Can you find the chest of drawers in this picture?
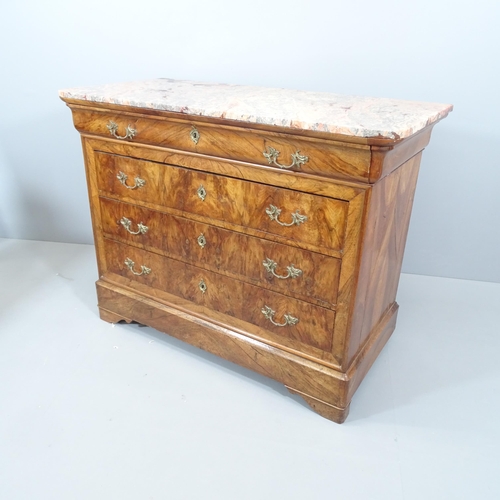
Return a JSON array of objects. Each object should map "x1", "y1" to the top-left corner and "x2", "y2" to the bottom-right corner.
[{"x1": 60, "y1": 80, "x2": 452, "y2": 423}]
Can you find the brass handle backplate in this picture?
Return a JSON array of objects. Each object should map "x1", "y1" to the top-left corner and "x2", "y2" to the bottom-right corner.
[
  {"x1": 119, "y1": 217, "x2": 148, "y2": 235},
  {"x1": 107, "y1": 120, "x2": 137, "y2": 140},
  {"x1": 116, "y1": 171, "x2": 146, "y2": 190},
  {"x1": 263, "y1": 257, "x2": 302, "y2": 280},
  {"x1": 124, "y1": 257, "x2": 151, "y2": 276},
  {"x1": 261, "y1": 305, "x2": 298, "y2": 327},
  {"x1": 265, "y1": 204, "x2": 307, "y2": 227},
  {"x1": 263, "y1": 146, "x2": 308, "y2": 170}
]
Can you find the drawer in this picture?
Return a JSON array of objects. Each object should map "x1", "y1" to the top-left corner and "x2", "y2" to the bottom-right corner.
[
  {"x1": 103, "y1": 239, "x2": 335, "y2": 352},
  {"x1": 99, "y1": 197, "x2": 341, "y2": 308},
  {"x1": 72, "y1": 107, "x2": 371, "y2": 181},
  {"x1": 96, "y1": 152, "x2": 348, "y2": 252}
]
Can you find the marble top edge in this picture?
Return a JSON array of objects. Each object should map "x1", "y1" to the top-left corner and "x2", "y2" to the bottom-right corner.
[{"x1": 59, "y1": 78, "x2": 453, "y2": 140}]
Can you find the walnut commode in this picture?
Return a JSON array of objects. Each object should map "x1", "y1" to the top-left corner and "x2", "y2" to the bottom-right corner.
[{"x1": 60, "y1": 80, "x2": 452, "y2": 423}]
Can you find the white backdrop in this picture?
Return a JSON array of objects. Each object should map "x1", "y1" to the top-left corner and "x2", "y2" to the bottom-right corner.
[{"x1": 0, "y1": 0, "x2": 498, "y2": 282}]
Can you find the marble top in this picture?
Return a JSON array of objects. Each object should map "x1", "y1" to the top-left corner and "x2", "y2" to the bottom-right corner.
[{"x1": 59, "y1": 79, "x2": 453, "y2": 140}]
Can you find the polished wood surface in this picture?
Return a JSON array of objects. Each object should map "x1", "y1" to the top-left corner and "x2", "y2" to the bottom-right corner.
[
  {"x1": 369, "y1": 127, "x2": 432, "y2": 183},
  {"x1": 100, "y1": 266, "x2": 340, "y2": 363},
  {"x1": 87, "y1": 138, "x2": 363, "y2": 201},
  {"x1": 96, "y1": 152, "x2": 348, "y2": 252},
  {"x1": 96, "y1": 280, "x2": 348, "y2": 407},
  {"x1": 347, "y1": 153, "x2": 422, "y2": 365},
  {"x1": 64, "y1": 98, "x2": 436, "y2": 147},
  {"x1": 71, "y1": 105, "x2": 372, "y2": 181},
  {"x1": 99, "y1": 197, "x2": 341, "y2": 308},
  {"x1": 103, "y1": 238, "x2": 336, "y2": 351},
  {"x1": 63, "y1": 92, "x2": 449, "y2": 423}
]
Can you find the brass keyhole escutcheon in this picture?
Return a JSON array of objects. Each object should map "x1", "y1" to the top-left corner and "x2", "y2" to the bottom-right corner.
[
  {"x1": 197, "y1": 185, "x2": 207, "y2": 201},
  {"x1": 190, "y1": 126, "x2": 200, "y2": 145},
  {"x1": 199, "y1": 279, "x2": 207, "y2": 294},
  {"x1": 197, "y1": 233, "x2": 206, "y2": 249}
]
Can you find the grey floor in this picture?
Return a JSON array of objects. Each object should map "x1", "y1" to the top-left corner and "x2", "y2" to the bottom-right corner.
[{"x1": 1, "y1": 237, "x2": 499, "y2": 500}]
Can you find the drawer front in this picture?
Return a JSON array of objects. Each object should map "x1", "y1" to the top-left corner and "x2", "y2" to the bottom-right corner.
[
  {"x1": 103, "y1": 239, "x2": 334, "y2": 352},
  {"x1": 73, "y1": 107, "x2": 371, "y2": 181},
  {"x1": 96, "y1": 152, "x2": 348, "y2": 252},
  {"x1": 99, "y1": 197, "x2": 341, "y2": 308}
]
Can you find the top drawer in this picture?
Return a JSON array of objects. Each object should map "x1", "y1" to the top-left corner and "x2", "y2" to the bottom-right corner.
[
  {"x1": 71, "y1": 107, "x2": 371, "y2": 182},
  {"x1": 95, "y1": 152, "x2": 348, "y2": 252}
]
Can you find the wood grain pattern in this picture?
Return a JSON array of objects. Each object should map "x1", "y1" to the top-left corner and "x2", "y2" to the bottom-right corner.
[
  {"x1": 81, "y1": 137, "x2": 107, "y2": 277},
  {"x1": 87, "y1": 137, "x2": 364, "y2": 201},
  {"x1": 346, "y1": 302, "x2": 398, "y2": 403},
  {"x1": 63, "y1": 98, "x2": 434, "y2": 147},
  {"x1": 103, "y1": 238, "x2": 336, "y2": 352},
  {"x1": 96, "y1": 152, "x2": 348, "y2": 252},
  {"x1": 285, "y1": 387, "x2": 350, "y2": 423},
  {"x1": 100, "y1": 268, "x2": 339, "y2": 365},
  {"x1": 96, "y1": 279, "x2": 349, "y2": 410},
  {"x1": 99, "y1": 196, "x2": 341, "y2": 308},
  {"x1": 70, "y1": 105, "x2": 372, "y2": 181},
  {"x1": 369, "y1": 126, "x2": 433, "y2": 182},
  {"x1": 99, "y1": 307, "x2": 133, "y2": 324},
  {"x1": 330, "y1": 191, "x2": 367, "y2": 367},
  {"x1": 96, "y1": 277, "x2": 400, "y2": 421},
  {"x1": 63, "y1": 89, "x2": 449, "y2": 423},
  {"x1": 346, "y1": 153, "x2": 422, "y2": 365}
]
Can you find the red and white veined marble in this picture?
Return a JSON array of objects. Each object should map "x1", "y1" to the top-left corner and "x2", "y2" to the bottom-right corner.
[{"x1": 59, "y1": 79, "x2": 453, "y2": 140}]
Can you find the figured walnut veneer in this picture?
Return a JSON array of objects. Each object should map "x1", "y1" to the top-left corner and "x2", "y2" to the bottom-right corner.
[{"x1": 61, "y1": 86, "x2": 450, "y2": 423}]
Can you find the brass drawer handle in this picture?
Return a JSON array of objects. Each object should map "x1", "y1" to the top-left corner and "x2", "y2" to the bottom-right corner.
[
  {"x1": 107, "y1": 120, "x2": 136, "y2": 140},
  {"x1": 124, "y1": 257, "x2": 151, "y2": 276},
  {"x1": 263, "y1": 146, "x2": 308, "y2": 170},
  {"x1": 263, "y1": 258, "x2": 302, "y2": 280},
  {"x1": 119, "y1": 217, "x2": 148, "y2": 235},
  {"x1": 265, "y1": 205, "x2": 307, "y2": 227},
  {"x1": 261, "y1": 305, "x2": 299, "y2": 327},
  {"x1": 116, "y1": 171, "x2": 146, "y2": 190}
]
